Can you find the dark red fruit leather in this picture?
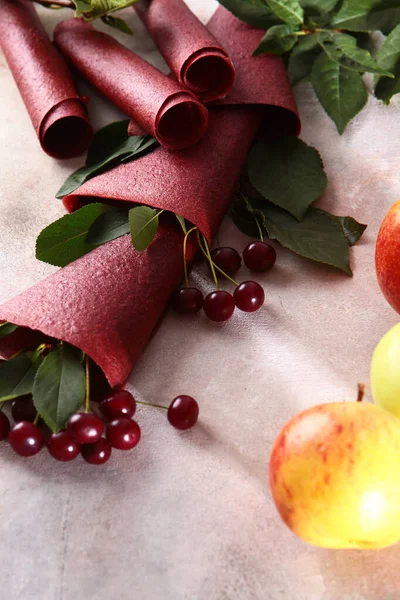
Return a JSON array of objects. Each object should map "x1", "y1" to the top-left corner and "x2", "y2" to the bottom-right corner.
[
  {"x1": 135, "y1": 0, "x2": 235, "y2": 102},
  {"x1": 53, "y1": 19, "x2": 209, "y2": 150},
  {"x1": 0, "y1": 0, "x2": 93, "y2": 158},
  {"x1": 0, "y1": 6, "x2": 300, "y2": 389}
]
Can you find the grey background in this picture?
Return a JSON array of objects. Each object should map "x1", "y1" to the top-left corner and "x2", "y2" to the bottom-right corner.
[{"x1": 1, "y1": 1, "x2": 400, "y2": 598}]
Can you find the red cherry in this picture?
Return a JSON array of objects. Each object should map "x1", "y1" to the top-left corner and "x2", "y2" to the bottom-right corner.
[
  {"x1": 100, "y1": 390, "x2": 136, "y2": 420},
  {"x1": 234, "y1": 281, "x2": 265, "y2": 312},
  {"x1": 106, "y1": 418, "x2": 141, "y2": 450},
  {"x1": 11, "y1": 395, "x2": 37, "y2": 423},
  {"x1": 67, "y1": 413, "x2": 104, "y2": 444},
  {"x1": 48, "y1": 430, "x2": 81, "y2": 462},
  {"x1": 203, "y1": 290, "x2": 235, "y2": 322},
  {"x1": 9, "y1": 421, "x2": 44, "y2": 457},
  {"x1": 210, "y1": 247, "x2": 241, "y2": 276},
  {"x1": 168, "y1": 396, "x2": 199, "y2": 430},
  {"x1": 0, "y1": 412, "x2": 10, "y2": 441},
  {"x1": 82, "y1": 439, "x2": 112, "y2": 465},
  {"x1": 243, "y1": 241, "x2": 276, "y2": 272},
  {"x1": 171, "y1": 288, "x2": 203, "y2": 314}
]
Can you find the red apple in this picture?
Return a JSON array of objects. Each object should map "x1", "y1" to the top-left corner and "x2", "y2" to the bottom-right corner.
[{"x1": 376, "y1": 200, "x2": 400, "y2": 314}]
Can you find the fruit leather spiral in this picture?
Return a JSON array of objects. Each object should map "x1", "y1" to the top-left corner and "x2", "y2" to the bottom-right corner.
[
  {"x1": 70, "y1": 6, "x2": 300, "y2": 242},
  {"x1": 135, "y1": 0, "x2": 235, "y2": 102},
  {"x1": 0, "y1": 7, "x2": 300, "y2": 389},
  {"x1": 0, "y1": 0, "x2": 93, "y2": 158},
  {"x1": 53, "y1": 19, "x2": 209, "y2": 150}
]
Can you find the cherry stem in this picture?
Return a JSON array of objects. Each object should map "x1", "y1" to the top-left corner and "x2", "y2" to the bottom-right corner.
[
  {"x1": 183, "y1": 227, "x2": 197, "y2": 287},
  {"x1": 136, "y1": 399, "x2": 168, "y2": 411},
  {"x1": 30, "y1": 0, "x2": 75, "y2": 8},
  {"x1": 9, "y1": 341, "x2": 51, "y2": 361},
  {"x1": 255, "y1": 217, "x2": 264, "y2": 242},
  {"x1": 238, "y1": 191, "x2": 264, "y2": 241},
  {"x1": 84, "y1": 355, "x2": 90, "y2": 413},
  {"x1": 33, "y1": 412, "x2": 40, "y2": 426},
  {"x1": 197, "y1": 232, "x2": 219, "y2": 290},
  {"x1": 210, "y1": 259, "x2": 239, "y2": 286},
  {"x1": 0, "y1": 402, "x2": 4, "y2": 413},
  {"x1": 357, "y1": 383, "x2": 366, "y2": 403},
  {"x1": 197, "y1": 233, "x2": 239, "y2": 286},
  {"x1": 35, "y1": 343, "x2": 48, "y2": 356},
  {"x1": 9, "y1": 348, "x2": 25, "y2": 360}
]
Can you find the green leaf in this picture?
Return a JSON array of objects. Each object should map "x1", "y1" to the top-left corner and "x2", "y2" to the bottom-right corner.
[
  {"x1": 86, "y1": 206, "x2": 130, "y2": 245},
  {"x1": 247, "y1": 137, "x2": 327, "y2": 221},
  {"x1": 0, "y1": 352, "x2": 42, "y2": 402},
  {"x1": 288, "y1": 33, "x2": 322, "y2": 85},
  {"x1": 231, "y1": 192, "x2": 366, "y2": 270},
  {"x1": 217, "y1": 0, "x2": 280, "y2": 28},
  {"x1": 120, "y1": 135, "x2": 156, "y2": 162},
  {"x1": 329, "y1": 215, "x2": 367, "y2": 245},
  {"x1": 86, "y1": 120, "x2": 130, "y2": 166},
  {"x1": 300, "y1": 0, "x2": 338, "y2": 13},
  {"x1": 57, "y1": 165, "x2": 97, "y2": 199},
  {"x1": 33, "y1": 345, "x2": 86, "y2": 433},
  {"x1": 230, "y1": 193, "x2": 267, "y2": 238},
  {"x1": 74, "y1": 0, "x2": 139, "y2": 21},
  {"x1": 331, "y1": 0, "x2": 400, "y2": 34},
  {"x1": 175, "y1": 215, "x2": 188, "y2": 234},
  {"x1": 375, "y1": 63, "x2": 400, "y2": 102},
  {"x1": 260, "y1": 203, "x2": 353, "y2": 275},
  {"x1": 311, "y1": 52, "x2": 368, "y2": 134},
  {"x1": 101, "y1": 14, "x2": 133, "y2": 34},
  {"x1": 0, "y1": 322, "x2": 18, "y2": 338},
  {"x1": 56, "y1": 126, "x2": 157, "y2": 198},
  {"x1": 375, "y1": 24, "x2": 400, "y2": 103},
  {"x1": 352, "y1": 31, "x2": 374, "y2": 52},
  {"x1": 318, "y1": 30, "x2": 394, "y2": 76},
  {"x1": 129, "y1": 206, "x2": 161, "y2": 251},
  {"x1": 266, "y1": 0, "x2": 304, "y2": 24},
  {"x1": 36, "y1": 203, "x2": 109, "y2": 267},
  {"x1": 253, "y1": 24, "x2": 297, "y2": 55},
  {"x1": 72, "y1": 0, "x2": 91, "y2": 16}
]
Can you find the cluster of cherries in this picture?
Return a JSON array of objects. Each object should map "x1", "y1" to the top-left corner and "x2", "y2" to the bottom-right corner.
[
  {"x1": 172, "y1": 239, "x2": 277, "y2": 322},
  {"x1": 0, "y1": 388, "x2": 199, "y2": 464},
  {"x1": 0, "y1": 237, "x2": 275, "y2": 462}
]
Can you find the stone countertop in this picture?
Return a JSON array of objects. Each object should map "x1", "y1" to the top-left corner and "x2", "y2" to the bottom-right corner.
[{"x1": 1, "y1": 2, "x2": 400, "y2": 599}]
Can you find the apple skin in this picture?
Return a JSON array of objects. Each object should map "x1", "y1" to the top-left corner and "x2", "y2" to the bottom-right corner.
[
  {"x1": 269, "y1": 402, "x2": 400, "y2": 549},
  {"x1": 371, "y1": 323, "x2": 400, "y2": 418},
  {"x1": 376, "y1": 200, "x2": 400, "y2": 314}
]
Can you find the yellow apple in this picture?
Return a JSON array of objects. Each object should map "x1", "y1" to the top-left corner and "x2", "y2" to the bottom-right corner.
[
  {"x1": 269, "y1": 402, "x2": 400, "y2": 549},
  {"x1": 371, "y1": 323, "x2": 400, "y2": 418}
]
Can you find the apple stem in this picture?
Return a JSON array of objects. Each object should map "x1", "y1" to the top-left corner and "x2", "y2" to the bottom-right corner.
[{"x1": 357, "y1": 383, "x2": 366, "y2": 403}]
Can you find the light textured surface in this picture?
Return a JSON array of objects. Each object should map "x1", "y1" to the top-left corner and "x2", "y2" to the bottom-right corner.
[{"x1": 1, "y1": 1, "x2": 400, "y2": 599}]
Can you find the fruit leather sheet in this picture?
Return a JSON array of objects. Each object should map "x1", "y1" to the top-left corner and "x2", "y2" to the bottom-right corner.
[
  {"x1": 0, "y1": 6, "x2": 300, "y2": 389},
  {"x1": 0, "y1": 0, "x2": 93, "y2": 159},
  {"x1": 53, "y1": 19, "x2": 209, "y2": 150},
  {"x1": 135, "y1": 0, "x2": 235, "y2": 102}
]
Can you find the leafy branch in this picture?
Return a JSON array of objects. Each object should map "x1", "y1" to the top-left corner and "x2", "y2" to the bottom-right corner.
[
  {"x1": 230, "y1": 135, "x2": 367, "y2": 275},
  {"x1": 29, "y1": 0, "x2": 138, "y2": 34},
  {"x1": 36, "y1": 120, "x2": 366, "y2": 275},
  {"x1": 219, "y1": 0, "x2": 400, "y2": 133}
]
